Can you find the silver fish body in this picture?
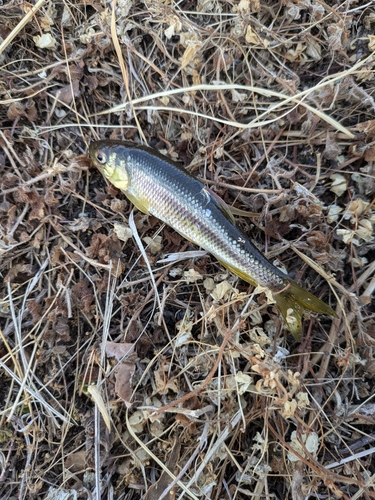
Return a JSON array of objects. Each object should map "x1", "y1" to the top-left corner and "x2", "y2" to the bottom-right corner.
[{"x1": 89, "y1": 140, "x2": 336, "y2": 338}]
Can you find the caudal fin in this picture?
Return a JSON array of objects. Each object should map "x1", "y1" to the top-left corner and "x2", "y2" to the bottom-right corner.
[{"x1": 273, "y1": 280, "x2": 336, "y2": 339}]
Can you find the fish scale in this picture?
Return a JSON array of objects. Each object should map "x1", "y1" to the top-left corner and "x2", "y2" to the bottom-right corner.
[
  {"x1": 89, "y1": 140, "x2": 336, "y2": 339},
  {"x1": 126, "y1": 148, "x2": 284, "y2": 288}
]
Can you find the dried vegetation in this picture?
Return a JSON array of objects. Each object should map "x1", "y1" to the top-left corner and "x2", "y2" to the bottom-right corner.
[{"x1": 1, "y1": 0, "x2": 375, "y2": 498}]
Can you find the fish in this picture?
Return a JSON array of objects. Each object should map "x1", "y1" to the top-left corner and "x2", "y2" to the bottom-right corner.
[{"x1": 89, "y1": 140, "x2": 336, "y2": 338}]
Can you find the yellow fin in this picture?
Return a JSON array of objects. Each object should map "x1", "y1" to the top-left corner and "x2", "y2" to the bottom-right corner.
[
  {"x1": 219, "y1": 261, "x2": 336, "y2": 339},
  {"x1": 273, "y1": 281, "x2": 336, "y2": 339},
  {"x1": 218, "y1": 260, "x2": 259, "y2": 288},
  {"x1": 126, "y1": 192, "x2": 150, "y2": 215}
]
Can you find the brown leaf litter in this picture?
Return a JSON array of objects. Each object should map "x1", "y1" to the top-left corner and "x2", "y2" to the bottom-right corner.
[{"x1": 1, "y1": 1, "x2": 375, "y2": 499}]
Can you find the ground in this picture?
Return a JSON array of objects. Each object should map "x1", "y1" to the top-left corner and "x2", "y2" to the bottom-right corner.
[{"x1": 1, "y1": 1, "x2": 375, "y2": 499}]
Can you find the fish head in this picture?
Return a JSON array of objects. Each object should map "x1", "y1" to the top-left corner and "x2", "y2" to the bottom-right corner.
[{"x1": 89, "y1": 140, "x2": 130, "y2": 191}]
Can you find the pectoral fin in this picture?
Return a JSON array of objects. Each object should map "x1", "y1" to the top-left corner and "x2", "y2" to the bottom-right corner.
[
  {"x1": 126, "y1": 192, "x2": 150, "y2": 215},
  {"x1": 204, "y1": 187, "x2": 236, "y2": 225}
]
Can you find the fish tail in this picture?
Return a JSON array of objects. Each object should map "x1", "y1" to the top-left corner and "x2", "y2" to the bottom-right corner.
[{"x1": 273, "y1": 280, "x2": 336, "y2": 339}]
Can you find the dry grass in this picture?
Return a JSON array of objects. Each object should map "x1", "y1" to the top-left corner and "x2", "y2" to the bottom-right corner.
[{"x1": 1, "y1": 0, "x2": 375, "y2": 499}]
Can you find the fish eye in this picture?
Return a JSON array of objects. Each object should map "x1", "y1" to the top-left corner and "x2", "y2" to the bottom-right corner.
[{"x1": 95, "y1": 151, "x2": 107, "y2": 164}]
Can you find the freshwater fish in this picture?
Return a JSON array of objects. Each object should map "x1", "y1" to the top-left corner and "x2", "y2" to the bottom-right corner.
[{"x1": 89, "y1": 140, "x2": 335, "y2": 338}]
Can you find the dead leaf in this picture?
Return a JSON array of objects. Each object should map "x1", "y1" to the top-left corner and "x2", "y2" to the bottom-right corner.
[
  {"x1": 365, "y1": 145, "x2": 375, "y2": 162},
  {"x1": 179, "y1": 32, "x2": 202, "y2": 69},
  {"x1": 343, "y1": 199, "x2": 369, "y2": 220},
  {"x1": 15, "y1": 189, "x2": 46, "y2": 221},
  {"x1": 154, "y1": 369, "x2": 179, "y2": 395},
  {"x1": 114, "y1": 362, "x2": 135, "y2": 407},
  {"x1": 356, "y1": 119, "x2": 375, "y2": 137},
  {"x1": 71, "y1": 281, "x2": 94, "y2": 312},
  {"x1": 34, "y1": 33, "x2": 57, "y2": 49},
  {"x1": 324, "y1": 133, "x2": 341, "y2": 160},
  {"x1": 64, "y1": 451, "x2": 86, "y2": 473},
  {"x1": 86, "y1": 233, "x2": 125, "y2": 276},
  {"x1": 4, "y1": 264, "x2": 33, "y2": 283},
  {"x1": 245, "y1": 25, "x2": 260, "y2": 45},
  {"x1": 368, "y1": 35, "x2": 375, "y2": 51},
  {"x1": 356, "y1": 219, "x2": 373, "y2": 241},
  {"x1": 114, "y1": 223, "x2": 132, "y2": 243},
  {"x1": 143, "y1": 235, "x2": 163, "y2": 254},
  {"x1": 105, "y1": 342, "x2": 134, "y2": 361},
  {"x1": 211, "y1": 281, "x2": 236, "y2": 301},
  {"x1": 67, "y1": 217, "x2": 91, "y2": 232},
  {"x1": 27, "y1": 299, "x2": 43, "y2": 323},
  {"x1": 7, "y1": 102, "x2": 26, "y2": 120},
  {"x1": 330, "y1": 174, "x2": 347, "y2": 197},
  {"x1": 105, "y1": 343, "x2": 136, "y2": 407},
  {"x1": 54, "y1": 80, "x2": 81, "y2": 105},
  {"x1": 183, "y1": 268, "x2": 203, "y2": 283},
  {"x1": 143, "y1": 440, "x2": 181, "y2": 500}
]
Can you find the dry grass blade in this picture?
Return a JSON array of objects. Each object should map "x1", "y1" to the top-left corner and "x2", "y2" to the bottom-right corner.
[
  {"x1": 128, "y1": 209, "x2": 163, "y2": 314},
  {"x1": 125, "y1": 409, "x2": 200, "y2": 500},
  {"x1": 94, "y1": 82, "x2": 355, "y2": 137},
  {"x1": 0, "y1": 0, "x2": 46, "y2": 56},
  {"x1": 86, "y1": 385, "x2": 111, "y2": 431}
]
